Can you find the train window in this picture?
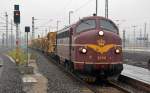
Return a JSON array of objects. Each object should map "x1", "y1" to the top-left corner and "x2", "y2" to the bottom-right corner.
[
  {"x1": 57, "y1": 30, "x2": 69, "y2": 39},
  {"x1": 99, "y1": 19, "x2": 118, "y2": 33},
  {"x1": 76, "y1": 19, "x2": 96, "y2": 33}
]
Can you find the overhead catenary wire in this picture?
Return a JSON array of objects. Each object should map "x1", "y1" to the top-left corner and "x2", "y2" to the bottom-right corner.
[
  {"x1": 0, "y1": 16, "x2": 6, "y2": 21},
  {"x1": 0, "y1": 22, "x2": 6, "y2": 24},
  {"x1": 0, "y1": 29, "x2": 14, "y2": 31},
  {"x1": 0, "y1": 13, "x2": 17, "y2": 47},
  {"x1": 74, "y1": 0, "x2": 93, "y2": 13},
  {"x1": 35, "y1": 0, "x2": 73, "y2": 30},
  {"x1": 57, "y1": 0, "x2": 94, "y2": 29},
  {"x1": 29, "y1": 0, "x2": 95, "y2": 33},
  {"x1": 0, "y1": 15, "x2": 16, "y2": 26},
  {"x1": 35, "y1": 0, "x2": 73, "y2": 31},
  {"x1": 61, "y1": 0, "x2": 74, "y2": 11},
  {"x1": 34, "y1": 0, "x2": 94, "y2": 31},
  {"x1": 37, "y1": 19, "x2": 53, "y2": 28}
]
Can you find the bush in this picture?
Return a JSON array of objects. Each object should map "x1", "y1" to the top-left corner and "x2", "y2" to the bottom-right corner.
[{"x1": 8, "y1": 49, "x2": 28, "y2": 65}]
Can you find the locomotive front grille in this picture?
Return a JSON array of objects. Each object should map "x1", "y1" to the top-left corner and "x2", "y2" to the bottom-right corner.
[{"x1": 84, "y1": 64, "x2": 93, "y2": 73}]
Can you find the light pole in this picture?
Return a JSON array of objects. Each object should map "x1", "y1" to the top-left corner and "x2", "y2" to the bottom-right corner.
[
  {"x1": 45, "y1": 28, "x2": 48, "y2": 36},
  {"x1": 32, "y1": 17, "x2": 38, "y2": 40},
  {"x1": 48, "y1": 19, "x2": 53, "y2": 32},
  {"x1": 105, "y1": 0, "x2": 108, "y2": 18},
  {"x1": 2, "y1": 33, "x2": 5, "y2": 47},
  {"x1": 56, "y1": 20, "x2": 60, "y2": 54},
  {"x1": 123, "y1": 29, "x2": 126, "y2": 48},
  {"x1": 96, "y1": 0, "x2": 98, "y2": 16},
  {"x1": 132, "y1": 25, "x2": 137, "y2": 48},
  {"x1": 69, "y1": 11, "x2": 73, "y2": 25},
  {"x1": 11, "y1": 19, "x2": 13, "y2": 48},
  {"x1": 114, "y1": 19, "x2": 126, "y2": 36},
  {"x1": 57, "y1": 20, "x2": 60, "y2": 31},
  {"x1": 5, "y1": 12, "x2": 8, "y2": 47}
]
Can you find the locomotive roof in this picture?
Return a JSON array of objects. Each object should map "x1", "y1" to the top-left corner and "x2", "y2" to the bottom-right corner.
[
  {"x1": 57, "y1": 16, "x2": 115, "y2": 33},
  {"x1": 82, "y1": 16, "x2": 114, "y2": 22}
]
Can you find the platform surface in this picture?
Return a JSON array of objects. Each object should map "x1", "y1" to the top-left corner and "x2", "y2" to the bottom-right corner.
[
  {"x1": 22, "y1": 75, "x2": 37, "y2": 83},
  {"x1": 123, "y1": 48, "x2": 150, "y2": 52},
  {"x1": 121, "y1": 64, "x2": 150, "y2": 84}
]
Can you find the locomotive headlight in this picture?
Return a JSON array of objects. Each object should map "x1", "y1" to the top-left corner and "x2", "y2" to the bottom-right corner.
[
  {"x1": 79, "y1": 47, "x2": 87, "y2": 54},
  {"x1": 99, "y1": 31, "x2": 104, "y2": 36},
  {"x1": 81, "y1": 48, "x2": 87, "y2": 54},
  {"x1": 116, "y1": 49, "x2": 120, "y2": 53},
  {"x1": 115, "y1": 48, "x2": 121, "y2": 54}
]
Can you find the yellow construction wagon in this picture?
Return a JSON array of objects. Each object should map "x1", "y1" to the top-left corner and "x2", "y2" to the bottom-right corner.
[{"x1": 47, "y1": 32, "x2": 57, "y2": 54}]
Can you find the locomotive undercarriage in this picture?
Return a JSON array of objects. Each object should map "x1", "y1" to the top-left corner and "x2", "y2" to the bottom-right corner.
[{"x1": 74, "y1": 64, "x2": 123, "y2": 81}]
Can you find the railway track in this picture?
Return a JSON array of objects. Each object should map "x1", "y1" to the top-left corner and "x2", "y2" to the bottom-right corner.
[
  {"x1": 108, "y1": 80, "x2": 132, "y2": 93},
  {"x1": 33, "y1": 49, "x2": 149, "y2": 93},
  {"x1": 118, "y1": 75, "x2": 150, "y2": 93},
  {"x1": 41, "y1": 53, "x2": 131, "y2": 93}
]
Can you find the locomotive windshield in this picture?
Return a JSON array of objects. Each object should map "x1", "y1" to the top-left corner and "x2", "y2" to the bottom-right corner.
[
  {"x1": 99, "y1": 19, "x2": 118, "y2": 33},
  {"x1": 76, "y1": 19, "x2": 96, "y2": 33}
]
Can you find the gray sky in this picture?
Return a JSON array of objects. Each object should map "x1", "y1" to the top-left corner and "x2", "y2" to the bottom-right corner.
[{"x1": 0, "y1": 0, "x2": 150, "y2": 38}]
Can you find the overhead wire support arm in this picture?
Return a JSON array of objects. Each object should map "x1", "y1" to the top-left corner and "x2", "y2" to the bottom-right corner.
[
  {"x1": 74, "y1": 0, "x2": 93, "y2": 13},
  {"x1": 0, "y1": 15, "x2": 16, "y2": 26}
]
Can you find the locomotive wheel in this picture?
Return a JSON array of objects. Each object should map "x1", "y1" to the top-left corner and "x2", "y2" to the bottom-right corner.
[{"x1": 82, "y1": 77, "x2": 96, "y2": 83}]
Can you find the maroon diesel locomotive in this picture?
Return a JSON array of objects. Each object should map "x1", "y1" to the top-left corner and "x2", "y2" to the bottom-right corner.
[{"x1": 56, "y1": 16, "x2": 123, "y2": 79}]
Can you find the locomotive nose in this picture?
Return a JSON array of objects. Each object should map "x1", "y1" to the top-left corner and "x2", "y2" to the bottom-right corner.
[{"x1": 75, "y1": 29, "x2": 122, "y2": 62}]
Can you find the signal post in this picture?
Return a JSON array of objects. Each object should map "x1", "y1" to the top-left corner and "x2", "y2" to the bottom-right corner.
[
  {"x1": 25, "y1": 26, "x2": 30, "y2": 67},
  {"x1": 14, "y1": 5, "x2": 20, "y2": 64}
]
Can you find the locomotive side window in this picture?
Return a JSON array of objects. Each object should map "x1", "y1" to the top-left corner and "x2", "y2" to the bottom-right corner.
[
  {"x1": 57, "y1": 30, "x2": 69, "y2": 39},
  {"x1": 99, "y1": 19, "x2": 118, "y2": 33},
  {"x1": 76, "y1": 19, "x2": 96, "y2": 33}
]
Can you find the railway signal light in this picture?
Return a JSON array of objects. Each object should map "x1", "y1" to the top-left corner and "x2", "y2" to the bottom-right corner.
[
  {"x1": 14, "y1": 5, "x2": 19, "y2": 11},
  {"x1": 14, "y1": 11, "x2": 20, "y2": 24},
  {"x1": 25, "y1": 26, "x2": 30, "y2": 32}
]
